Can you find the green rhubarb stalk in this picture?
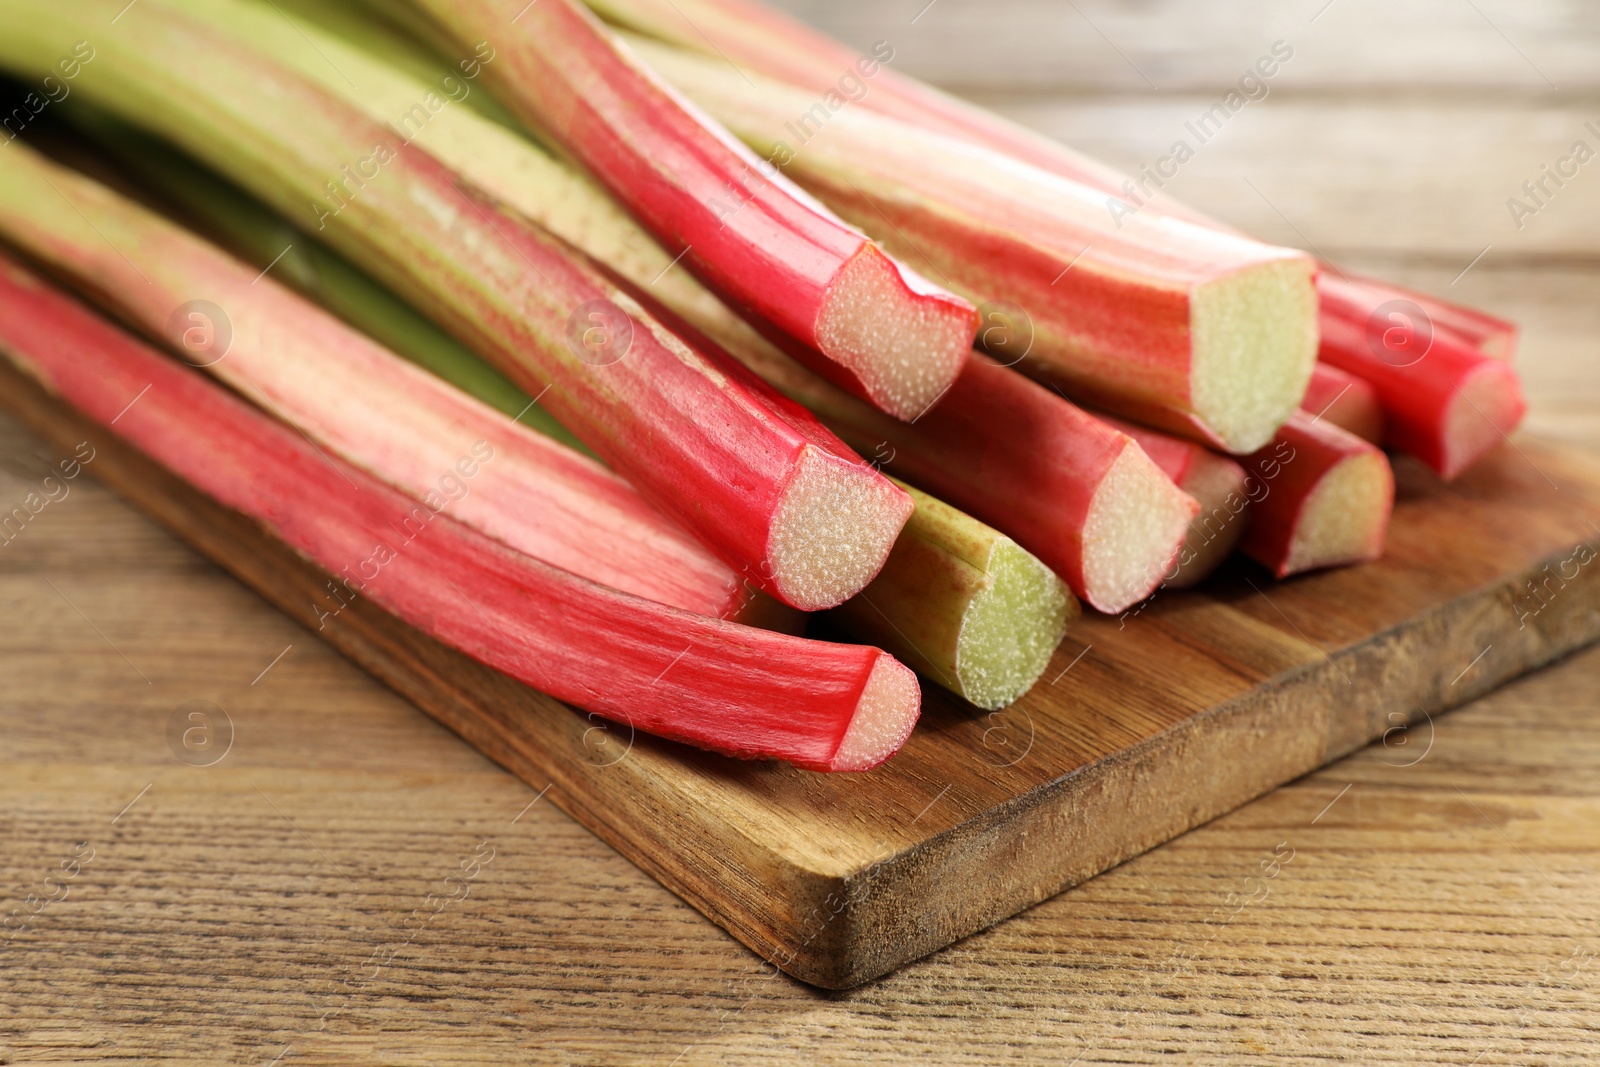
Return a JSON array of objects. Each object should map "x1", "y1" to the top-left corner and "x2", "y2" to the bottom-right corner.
[
  {"x1": 390, "y1": 0, "x2": 980, "y2": 423},
  {"x1": 153, "y1": 0, "x2": 795, "y2": 381},
  {"x1": 64, "y1": 107, "x2": 591, "y2": 457},
  {"x1": 833, "y1": 482, "x2": 1075, "y2": 710}
]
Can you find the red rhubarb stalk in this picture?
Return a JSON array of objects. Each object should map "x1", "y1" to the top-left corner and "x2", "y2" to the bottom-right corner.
[
  {"x1": 393, "y1": 0, "x2": 978, "y2": 422},
  {"x1": 587, "y1": 0, "x2": 1518, "y2": 372},
  {"x1": 0, "y1": 139, "x2": 796, "y2": 627},
  {"x1": 0, "y1": 0, "x2": 914, "y2": 611},
  {"x1": 1097, "y1": 416, "x2": 1250, "y2": 589},
  {"x1": 1318, "y1": 273, "x2": 1519, "y2": 362},
  {"x1": 0, "y1": 252, "x2": 919, "y2": 772},
  {"x1": 1302, "y1": 363, "x2": 1384, "y2": 445},
  {"x1": 128, "y1": 3, "x2": 1188, "y2": 604},
  {"x1": 1317, "y1": 296, "x2": 1527, "y2": 480},
  {"x1": 629, "y1": 39, "x2": 1319, "y2": 454},
  {"x1": 1238, "y1": 413, "x2": 1395, "y2": 578},
  {"x1": 736, "y1": 344, "x2": 1199, "y2": 614}
]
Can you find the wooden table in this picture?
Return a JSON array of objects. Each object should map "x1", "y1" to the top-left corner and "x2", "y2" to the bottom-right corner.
[{"x1": 3, "y1": 1, "x2": 1598, "y2": 1062}]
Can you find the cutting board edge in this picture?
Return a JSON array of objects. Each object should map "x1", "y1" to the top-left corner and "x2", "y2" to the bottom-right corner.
[{"x1": 790, "y1": 541, "x2": 1600, "y2": 987}]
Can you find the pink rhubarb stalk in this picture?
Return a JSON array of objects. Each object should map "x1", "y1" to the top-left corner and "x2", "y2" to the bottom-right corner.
[
  {"x1": 1317, "y1": 294, "x2": 1527, "y2": 480},
  {"x1": 1318, "y1": 273, "x2": 1519, "y2": 361},
  {"x1": 0, "y1": 140, "x2": 794, "y2": 627},
  {"x1": 0, "y1": 252, "x2": 919, "y2": 772},
  {"x1": 629, "y1": 39, "x2": 1318, "y2": 454},
  {"x1": 396, "y1": 0, "x2": 978, "y2": 421},
  {"x1": 1303, "y1": 363, "x2": 1384, "y2": 445},
  {"x1": 1097, "y1": 416, "x2": 1250, "y2": 589},
  {"x1": 0, "y1": 0, "x2": 913, "y2": 611},
  {"x1": 586, "y1": 0, "x2": 1519, "y2": 381},
  {"x1": 736, "y1": 343, "x2": 1198, "y2": 614},
  {"x1": 1238, "y1": 413, "x2": 1395, "y2": 579}
]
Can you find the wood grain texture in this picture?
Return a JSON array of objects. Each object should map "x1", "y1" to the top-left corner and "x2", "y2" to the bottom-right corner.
[
  {"x1": 768, "y1": 0, "x2": 1596, "y2": 95},
  {"x1": 3, "y1": 0, "x2": 1600, "y2": 1059}
]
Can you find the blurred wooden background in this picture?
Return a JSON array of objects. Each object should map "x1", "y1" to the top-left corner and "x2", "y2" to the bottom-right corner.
[{"x1": 3, "y1": 0, "x2": 1598, "y2": 1063}]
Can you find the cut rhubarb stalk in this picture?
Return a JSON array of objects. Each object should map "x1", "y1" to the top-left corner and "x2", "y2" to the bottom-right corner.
[
  {"x1": 0, "y1": 252, "x2": 919, "y2": 772},
  {"x1": 0, "y1": 0, "x2": 914, "y2": 611},
  {"x1": 1097, "y1": 416, "x2": 1250, "y2": 590},
  {"x1": 52, "y1": 3, "x2": 1175, "y2": 612},
  {"x1": 390, "y1": 0, "x2": 978, "y2": 421},
  {"x1": 0, "y1": 139, "x2": 805, "y2": 627},
  {"x1": 629, "y1": 40, "x2": 1318, "y2": 454},
  {"x1": 733, "y1": 345, "x2": 1198, "y2": 615},
  {"x1": 589, "y1": 0, "x2": 1518, "y2": 383},
  {"x1": 1318, "y1": 301, "x2": 1528, "y2": 481},
  {"x1": 121, "y1": 0, "x2": 1219, "y2": 615},
  {"x1": 1239, "y1": 413, "x2": 1395, "y2": 579},
  {"x1": 1303, "y1": 363, "x2": 1384, "y2": 445},
  {"x1": 832, "y1": 482, "x2": 1076, "y2": 709},
  {"x1": 76, "y1": 110, "x2": 1074, "y2": 689}
]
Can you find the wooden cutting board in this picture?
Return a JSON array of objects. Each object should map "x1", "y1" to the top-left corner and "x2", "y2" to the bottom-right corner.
[{"x1": 5, "y1": 355, "x2": 1599, "y2": 989}]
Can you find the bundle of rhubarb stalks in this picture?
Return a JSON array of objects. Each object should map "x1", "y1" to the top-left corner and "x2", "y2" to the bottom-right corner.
[{"x1": 0, "y1": 0, "x2": 1527, "y2": 771}]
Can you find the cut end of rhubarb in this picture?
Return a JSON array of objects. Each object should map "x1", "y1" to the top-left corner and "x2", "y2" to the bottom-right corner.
[
  {"x1": 1166, "y1": 451, "x2": 1251, "y2": 590},
  {"x1": 829, "y1": 653, "x2": 922, "y2": 772},
  {"x1": 1439, "y1": 359, "x2": 1528, "y2": 480},
  {"x1": 955, "y1": 539, "x2": 1075, "y2": 710},
  {"x1": 1280, "y1": 450, "x2": 1394, "y2": 577},
  {"x1": 815, "y1": 244, "x2": 976, "y2": 421},
  {"x1": 1081, "y1": 443, "x2": 1199, "y2": 614},
  {"x1": 1190, "y1": 257, "x2": 1319, "y2": 454},
  {"x1": 766, "y1": 444, "x2": 915, "y2": 610}
]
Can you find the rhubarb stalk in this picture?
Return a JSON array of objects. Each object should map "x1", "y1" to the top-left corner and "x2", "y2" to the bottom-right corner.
[
  {"x1": 0, "y1": 0, "x2": 915, "y2": 611},
  {"x1": 630, "y1": 38, "x2": 1319, "y2": 455},
  {"x1": 387, "y1": 0, "x2": 980, "y2": 421},
  {"x1": 1239, "y1": 413, "x2": 1395, "y2": 578},
  {"x1": 68, "y1": 112, "x2": 1079, "y2": 698},
  {"x1": 1318, "y1": 273, "x2": 1519, "y2": 362},
  {"x1": 731, "y1": 346, "x2": 1199, "y2": 615},
  {"x1": 0, "y1": 252, "x2": 921, "y2": 771},
  {"x1": 584, "y1": 0, "x2": 1519, "y2": 371},
  {"x1": 1302, "y1": 363, "x2": 1383, "y2": 445},
  {"x1": 0, "y1": 139, "x2": 803, "y2": 627},
  {"x1": 1317, "y1": 293, "x2": 1527, "y2": 480},
  {"x1": 832, "y1": 483, "x2": 1076, "y2": 709}
]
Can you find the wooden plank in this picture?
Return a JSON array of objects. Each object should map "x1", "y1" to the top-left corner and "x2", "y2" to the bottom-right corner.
[
  {"x1": 981, "y1": 98, "x2": 1600, "y2": 260},
  {"x1": 3, "y1": 337, "x2": 1598, "y2": 989},
  {"x1": 766, "y1": 0, "x2": 1596, "y2": 95}
]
